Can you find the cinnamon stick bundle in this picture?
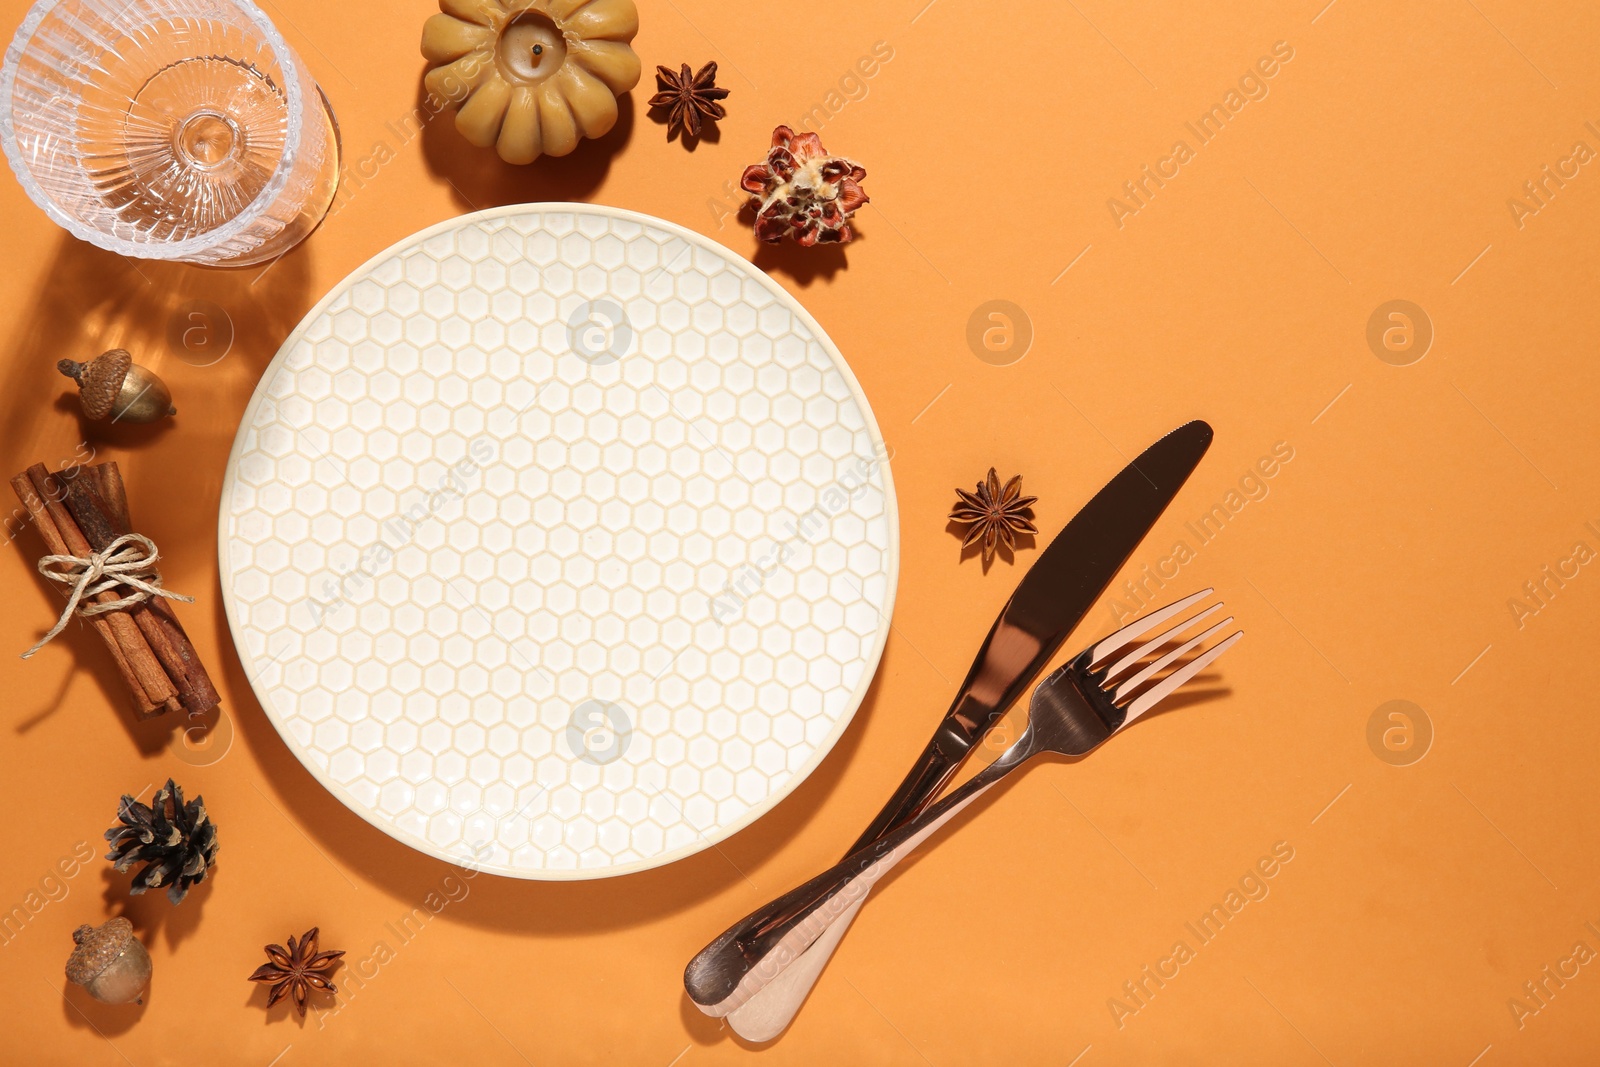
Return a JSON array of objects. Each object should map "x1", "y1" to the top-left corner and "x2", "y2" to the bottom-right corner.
[{"x1": 11, "y1": 461, "x2": 219, "y2": 719}]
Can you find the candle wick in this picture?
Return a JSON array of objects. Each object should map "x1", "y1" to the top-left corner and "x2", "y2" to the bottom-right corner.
[{"x1": 532, "y1": 44, "x2": 543, "y2": 55}]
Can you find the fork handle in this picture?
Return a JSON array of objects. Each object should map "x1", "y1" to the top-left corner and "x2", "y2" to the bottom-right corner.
[
  {"x1": 727, "y1": 895, "x2": 866, "y2": 1041},
  {"x1": 724, "y1": 779, "x2": 986, "y2": 1039},
  {"x1": 690, "y1": 757, "x2": 1019, "y2": 1016}
]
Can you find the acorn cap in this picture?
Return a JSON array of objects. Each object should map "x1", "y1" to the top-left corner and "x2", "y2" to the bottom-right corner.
[
  {"x1": 65, "y1": 918, "x2": 136, "y2": 985},
  {"x1": 58, "y1": 349, "x2": 132, "y2": 420}
]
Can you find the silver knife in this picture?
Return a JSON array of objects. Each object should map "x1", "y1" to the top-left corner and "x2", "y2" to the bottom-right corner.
[{"x1": 683, "y1": 420, "x2": 1214, "y2": 1011}]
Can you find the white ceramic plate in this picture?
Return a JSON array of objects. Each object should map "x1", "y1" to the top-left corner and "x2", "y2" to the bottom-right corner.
[{"x1": 218, "y1": 205, "x2": 898, "y2": 879}]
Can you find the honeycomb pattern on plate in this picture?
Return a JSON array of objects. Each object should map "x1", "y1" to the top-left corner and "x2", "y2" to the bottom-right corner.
[{"x1": 219, "y1": 207, "x2": 897, "y2": 878}]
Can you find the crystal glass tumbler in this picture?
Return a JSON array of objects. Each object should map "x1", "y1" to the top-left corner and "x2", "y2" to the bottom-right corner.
[{"x1": 0, "y1": 0, "x2": 339, "y2": 266}]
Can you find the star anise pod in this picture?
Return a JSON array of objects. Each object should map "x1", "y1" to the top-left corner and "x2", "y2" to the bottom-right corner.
[
  {"x1": 949, "y1": 468, "x2": 1038, "y2": 564},
  {"x1": 648, "y1": 61, "x2": 729, "y2": 139},
  {"x1": 248, "y1": 927, "x2": 344, "y2": 1017}
]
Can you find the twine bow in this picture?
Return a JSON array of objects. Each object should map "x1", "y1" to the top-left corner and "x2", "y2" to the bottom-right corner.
[{"x1": 22, "y1": 533, "x2": 194, "y2": 659}]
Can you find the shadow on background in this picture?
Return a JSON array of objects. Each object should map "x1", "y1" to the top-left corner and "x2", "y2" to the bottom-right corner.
[
  {"x1": 98, "y1": 866, "x2": 211, "y2": 954},
  {"x1": 742, "y1": 200, "x2": 854, "y2": 287},
  {"x1": 750, "y1": 237, "x2": 851, "y2": 288}
]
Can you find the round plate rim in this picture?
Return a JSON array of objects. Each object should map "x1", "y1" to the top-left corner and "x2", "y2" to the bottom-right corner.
[{"x1": 216, "y1": 203, "x2": 900, "y2": 880}]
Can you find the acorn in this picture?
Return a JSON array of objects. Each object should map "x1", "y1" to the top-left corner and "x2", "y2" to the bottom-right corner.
[
  {"x1": 65, "y1": 918, "x2": 152, "y2": 1005},
  {"x1": 58, "y1": 349, "x2": 176, "y2": 423}
]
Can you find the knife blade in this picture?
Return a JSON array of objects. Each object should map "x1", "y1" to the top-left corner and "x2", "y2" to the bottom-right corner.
[{"x1": 683, "y1": 419, "x2": 1213, "y2": 1008}]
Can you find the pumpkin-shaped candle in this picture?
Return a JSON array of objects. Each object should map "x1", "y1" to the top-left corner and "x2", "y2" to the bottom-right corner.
[{"x1": 422, "y1": 0, "x2": 640, "y2": 164}]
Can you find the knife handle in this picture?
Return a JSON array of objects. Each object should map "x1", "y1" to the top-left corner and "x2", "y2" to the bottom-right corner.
[
  {"x1": 687, "y1": 755, "x2": 1019, "y2": 1013},
  {"x1": 849, "y1": 702, "x2": 987, "y2": 850},
  {"x1": 707, "y1": 778, "x2": 999, "y2": 1018},
  {"x1": 682, "y1": 721, "x2": 975, "y2": 1008},
  {"x1": 686, "y1": 700, "x2": 987, "y2": 1001}
]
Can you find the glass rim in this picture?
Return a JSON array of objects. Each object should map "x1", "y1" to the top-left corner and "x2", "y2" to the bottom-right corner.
[{"x1": 0, "y1": 0, "x2": 312, "y2": 261}]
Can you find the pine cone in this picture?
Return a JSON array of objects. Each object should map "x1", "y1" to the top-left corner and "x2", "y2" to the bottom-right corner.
[{"x1": 105, "y1": 778, "x2": 219, "y2": 905}]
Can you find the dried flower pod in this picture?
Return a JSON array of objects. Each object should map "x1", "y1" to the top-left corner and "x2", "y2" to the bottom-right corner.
[
  {"x1": 66, "y1": 918, "x2": 152, "y2": 1004},
  {"x1": 58, "y1": 350, "x2": 176, "y2": 423},
  {"x1": 420, "y1": 0, "x2": 641, "y2": 164},
  {"x1": 741, "y1": 126, "x2": 869, "y2": 246}
]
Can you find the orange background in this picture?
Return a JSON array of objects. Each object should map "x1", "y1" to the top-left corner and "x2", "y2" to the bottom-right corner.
[{"x1": 3, "y1": 0, "x2": 1600, "y2": 1063}]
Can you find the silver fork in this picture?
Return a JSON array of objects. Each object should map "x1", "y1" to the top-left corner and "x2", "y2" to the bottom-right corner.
[{"x1": 687, "y1": 589, "x2": 1241, "y2": 1034}]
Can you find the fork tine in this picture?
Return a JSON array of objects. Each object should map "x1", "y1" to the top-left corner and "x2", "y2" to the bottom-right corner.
[
  {"x1": 1120, "y1": 630, "x2": 1242, "y2": 724},
  {"x1": 1086, "y1": 588, "x2": 1214, "y2": 667},
  {"x1": 1112, "y1": 615, "x2": 1234, "y2": 700},
  {"x1": 1101, "y1": 602, "x2": 1224, "y2": 686}
]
